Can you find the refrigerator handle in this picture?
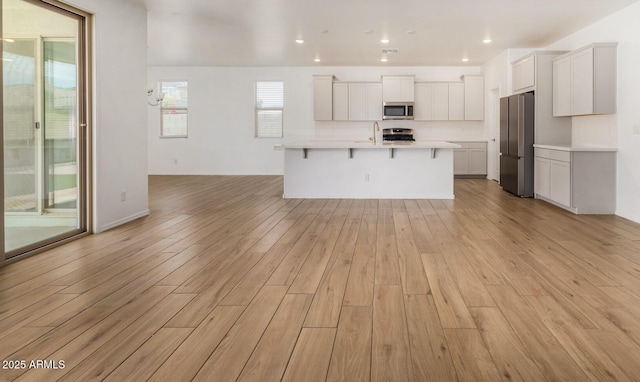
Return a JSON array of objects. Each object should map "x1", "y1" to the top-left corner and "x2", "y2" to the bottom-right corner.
[{"x1": 518, "y1": 95, "x2": 526, "y2": 156}]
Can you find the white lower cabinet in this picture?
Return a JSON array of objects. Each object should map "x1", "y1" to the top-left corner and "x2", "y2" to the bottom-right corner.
[
  {"x1": 533, "y1": 157, "x2": 551, "y2": 199},
  {"x1": 453, "y1": 142, "x2": 487, "y2": 177},
  {"x1": 549, "y1": 159, "x2": 571, "y2": 207},
  {"x1": 534, "y1": 147, "x2": 616, "y2": 214}
]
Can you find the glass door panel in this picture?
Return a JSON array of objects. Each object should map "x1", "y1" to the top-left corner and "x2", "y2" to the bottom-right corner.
[
  {"x1": 43, "y1": 39, "x2": 77, "y2": 211},
  {"x1": 3, "y1": 0, "x2": 86, "y2": 257},
  {"x1": 3, "y1": 39, "x2": 37, "y2": 214}
]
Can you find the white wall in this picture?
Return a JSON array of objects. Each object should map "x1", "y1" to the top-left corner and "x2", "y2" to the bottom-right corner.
[
  {"x1": 147, "y1": 65, "x2": 484, "y2": 175},
  {"x1": 67, "y1": 0, "x2": 149, "y2": 232},
  {"x1": 482, "y1": 1, "x2": 640, "y2": 223}
]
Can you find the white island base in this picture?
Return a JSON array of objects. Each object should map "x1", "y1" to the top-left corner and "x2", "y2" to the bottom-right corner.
[{"x1": 282, "y1": 141, "x2": 459, "y2": 199}]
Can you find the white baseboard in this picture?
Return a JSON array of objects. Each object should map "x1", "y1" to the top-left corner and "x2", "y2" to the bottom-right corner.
[
  {"x1": 98, "y1": 209, "x2": 150, "y2": 233},
  {"x1": 615, "y1": 210, "x2": 640, "y2": 225}
]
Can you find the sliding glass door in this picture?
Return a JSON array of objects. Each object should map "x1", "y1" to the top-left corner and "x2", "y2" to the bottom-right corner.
[{"x1": 2, "y1": 0, "x2": 88, "y2": 260}]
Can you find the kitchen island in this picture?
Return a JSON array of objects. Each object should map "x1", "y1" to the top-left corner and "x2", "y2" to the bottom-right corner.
[{"x1": 280, "y1": 141, "x2": 460, "y2": 199}]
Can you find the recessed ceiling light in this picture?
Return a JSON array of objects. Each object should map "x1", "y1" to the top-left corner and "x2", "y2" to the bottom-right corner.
[
  {"x1": 381, "y1": 39, "x2": 390, "y2": 44},
  {"x1": 295, "y1": 39, "x2": 304, "y2": 44},
  {"x1": 381, "y1": 57, "x2": 388, "y2": 62},
  {"x1": 483, "y1": 38, "x2": 492, "y2": 44},
  {"x1": 314, "y1": 58, "x2": 321, "y2": 62},
  {"x1": 462, "y1": 57, "x2": 470, "y2": 62}
]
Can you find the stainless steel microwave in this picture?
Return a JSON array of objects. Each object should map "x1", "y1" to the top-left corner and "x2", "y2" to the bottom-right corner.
[{"x1": 383, "y1": 102, "x2": 414, "y2": 120}]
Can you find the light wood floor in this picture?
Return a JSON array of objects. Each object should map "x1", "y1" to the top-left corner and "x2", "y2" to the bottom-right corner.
[{"x1": 2, "y1": 175, "x2": 640, "y2": 381}]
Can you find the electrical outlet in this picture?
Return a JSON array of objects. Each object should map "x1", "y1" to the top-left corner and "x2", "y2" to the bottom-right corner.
[
  {"x1": 120, "y1": 191, "x2": 126, "y2": 202},
  {"x1": 364, "y1": 173, "x2": 370, "y2": 182}
]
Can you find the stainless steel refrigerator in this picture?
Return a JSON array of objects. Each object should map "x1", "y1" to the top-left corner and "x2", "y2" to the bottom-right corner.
[{"x1": 500, "y1": 92, "x2": 534, "y2": 197}]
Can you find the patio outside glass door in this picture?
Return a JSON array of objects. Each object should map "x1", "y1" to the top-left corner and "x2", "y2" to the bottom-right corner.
[{"x1": 3, "y1": 0, "x2": 88, "y2": 258}]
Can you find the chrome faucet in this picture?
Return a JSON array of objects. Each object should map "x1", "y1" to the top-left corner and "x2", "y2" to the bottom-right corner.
[{"x1": 370, "y1": 121, "x2": 380, "y2": 144}]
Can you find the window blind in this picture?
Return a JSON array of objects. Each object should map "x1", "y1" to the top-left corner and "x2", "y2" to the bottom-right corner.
[{"x1": 255, "y1": 81, "x2": 283, "y2": 138}]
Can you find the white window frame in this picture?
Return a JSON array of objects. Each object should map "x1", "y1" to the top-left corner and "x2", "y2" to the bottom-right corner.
[
  {"x1": 255, "y1": 81, "x2": 284, "y2": 138},
  {"x1": 159, "y1": 80, "x2": 188, "y2": 138}
]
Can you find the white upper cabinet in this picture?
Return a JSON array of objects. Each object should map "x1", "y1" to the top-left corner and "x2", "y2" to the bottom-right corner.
[
  {"x1": 462, "y1": 75, "x2": 484, "y2": 120},
  {"x1": 448, "y1": 83, "x2": 464, "y2": 120},
  {"x1": 432, "y1": 83, "x2": 450, "y2": 120},
  {"x1": 414, "y1": 81, "x2": 478, "y2": 121},
  {"x1": 552, "y1": 43, "x2": 617, "y2": 116},
  {"x1": 348, "y1": 83, "x2": 382, "y2": 121},
  {"x1": 414, "y1": 83, "x2": 448, "y2": 121},
  {"x1": 552, "y1": 56, "x2": 572, "y2": 117},
  {"x1": 332, "y1": 83, "x2": 349, "y2": 121},
  {"x1": 313, "y1": 74, "x2": 484, "y2": 122},
  {"x1": 313, "y1": 75, "x2": 333, "y2": 121},
  {"x1": 382, "y1": 76, "x2": 415, "y2": 103},
  {"x1": 512, "y1": 55, "x2": 536, "y2": 93},
  {"x1": 414, "y1": 83, "x2": 433, "y2": 120},
  {"x1": 570, "y1": 48, "x2": 595, "y2": 115}
]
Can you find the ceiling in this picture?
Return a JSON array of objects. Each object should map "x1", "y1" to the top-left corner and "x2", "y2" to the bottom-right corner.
[{"x1": 140, "y1": 0, "x2": 640, "y2": 67}]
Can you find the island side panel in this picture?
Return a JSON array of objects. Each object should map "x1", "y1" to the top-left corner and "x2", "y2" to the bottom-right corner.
[{"x1": 283, "y1": 148, "x2": 455, "y2": 199}]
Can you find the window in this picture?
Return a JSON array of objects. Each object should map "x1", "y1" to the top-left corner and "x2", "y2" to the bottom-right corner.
[
  {"x1": 160, "y1": 81, "x2": 188, "y2": 137},
  {"x1": 255, "y1": 81, "x2": 283, "y2": 138}
]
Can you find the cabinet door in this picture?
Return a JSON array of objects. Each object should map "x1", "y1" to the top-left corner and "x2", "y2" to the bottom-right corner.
[
  {"x1": 313, "y1": 76, "x2": 333, "y2": 121},
  {"x1": 521, "y1": 56, "x2": 535, "y2": 89},
  {"x1": 571, "y1": 48, "x2": 594, "y2": 115},
  {"x1": 399, "y1": 77, "x2": 415, "y2": 102},
  {"x1": 549, "y1": 160, "x2": 571, "y2": 207},
  {"x1": 366, "y1": 83, "x2": 382, "y2": 120},
  {"x1": 332, "y1": 83, "x2": 349, "y2": 121},
  {"x1": 464, "y1": 76, "x2": 484, "y2": 120},
  {"x1": 348, "y1": 83, "x2": 367, "y2": 120},
  {"x1": 413, "y1": 83, "x2": 433, "y2": 120},
  {"x1": 513, "y1": 55, "x2": 535, "y2": 92},
  {"x1": 448, "y1": 83, "x2": 464, "y2": 120},
  {"x1": 453, "y1": 149, "x2": 469, "y2": 175},
  {"x1": 512, "y1": 61, "x2": 523, "y2": 92},
  {"x1": 552, "y1": 56, "x2": 572, "y2": 117},
  {"x1": 432, "y1": 83, "x2": 449, "y2": 120},
  {"x1": 348, "y1": 83, "x2": 382, "y2": 121},
  {"x1": 382, "y1": 76, "x2": 414, "y2": 102},
  {"x1": 534, "y1": 156, "x2": 551, "y2": 198},
  {"x1": 468, "y1": 148, "x2": 487, "y2": 175}
]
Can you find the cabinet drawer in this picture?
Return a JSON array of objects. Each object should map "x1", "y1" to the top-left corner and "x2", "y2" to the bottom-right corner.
[
  {"x1": 455, "y1": 142, "x2": 486, "y2": 150},
  {"x1": 535, "y1": 148, "x2": 570, "y2": 162},
  {"x1": 549, "y1": 150, "x2": 570, "y2": 162}
]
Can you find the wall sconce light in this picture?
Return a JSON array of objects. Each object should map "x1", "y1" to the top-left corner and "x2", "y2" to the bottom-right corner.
[{"x1": 147, "y1": 87, "x2": 165, "y2": 106}]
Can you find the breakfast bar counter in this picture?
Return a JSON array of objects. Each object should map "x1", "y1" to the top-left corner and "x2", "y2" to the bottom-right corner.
[{"x1": 280, "y1": 140, "x2": 460, "y2": 199}]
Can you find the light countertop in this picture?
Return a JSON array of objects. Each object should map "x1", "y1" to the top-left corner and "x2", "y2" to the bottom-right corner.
[
  {"x1": 533, "y1": 144, "x2": 618, "y2": 152},
  {"x1": 278, "y1": 140, "x2": 461, "y2": 150}
]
